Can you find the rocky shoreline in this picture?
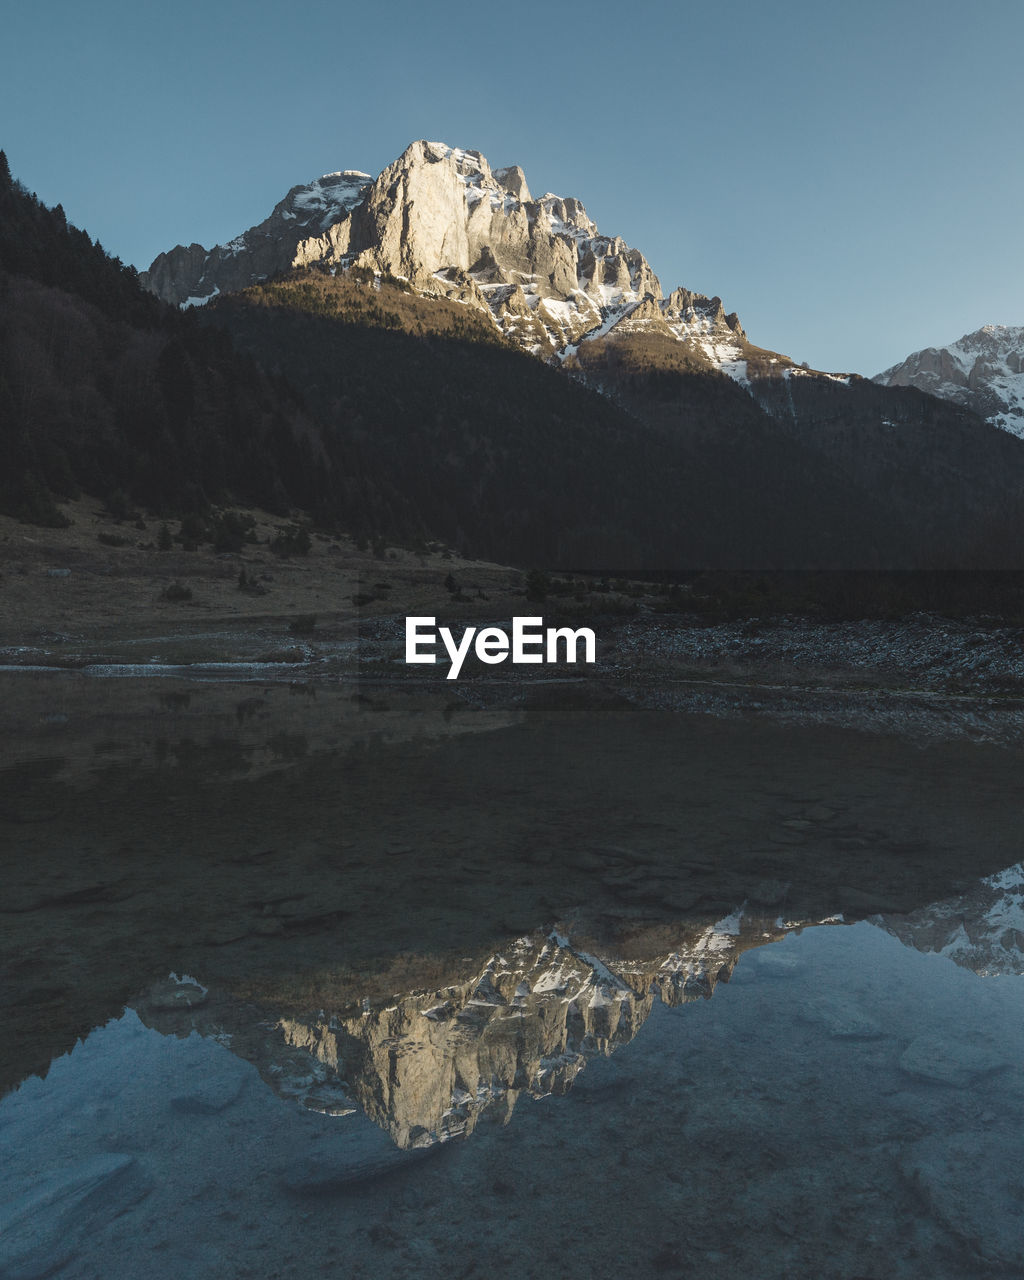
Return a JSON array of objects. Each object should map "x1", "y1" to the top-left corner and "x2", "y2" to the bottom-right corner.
[{"x1": 5, "y1": 608, "x2": 1024, "y2": 749}]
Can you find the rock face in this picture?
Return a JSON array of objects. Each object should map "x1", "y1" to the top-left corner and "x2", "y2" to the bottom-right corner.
[
  {"x1": 875, "y1": 324, "x2": 1024, "y2": 438},
  {"x1": 141, "y1": 140, "x2": 749, "y2": 370},
  {"x1": 143, "y1": 170, "x2": 372, "y2": 306}
]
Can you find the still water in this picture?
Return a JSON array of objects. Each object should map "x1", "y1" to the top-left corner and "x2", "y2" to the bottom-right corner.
[{"x1": 1, "y1": 671, "x2": 1023, "y2": 1278}]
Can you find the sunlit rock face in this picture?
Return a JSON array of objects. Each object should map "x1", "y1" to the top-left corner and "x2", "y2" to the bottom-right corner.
[
  {"x1": 141, "y1": 140, "x2": 747, "y2": 370},
  {"x1": 875, "y1": 325, "x2": 1024, "y2": 439},
  {"x1": 136, "y1": 911, "x2": 792, "y2": 1148}
]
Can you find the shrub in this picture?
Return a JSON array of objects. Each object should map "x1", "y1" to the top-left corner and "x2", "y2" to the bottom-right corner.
[
  {"x1": 178, "y1": 513, "x2": 210, "y2": 550},
  {"x1": 525, "y1": 569, "x2": 550, "y2": 602},
  {"x1": 214, "y1": 510, "x2": 257, "y2": 553},
  {"x1": 270, "y1": 523, "x2": 312, "y2": 557},
  {"x1": 237, "y1": 567, "x2": 268, "y2": 595}
]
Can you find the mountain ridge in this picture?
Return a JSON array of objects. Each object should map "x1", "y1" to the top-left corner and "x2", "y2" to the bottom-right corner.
[
  {"x1": 8, "y1": 142, "x2": 1024, "y2": 568},
  {"x1": 875, "y1": 324, "x2": 1024, "y2": 438},
  {"x1": 142, "y1": 139, "x2": 760, "y2": 379},
  {"x1": 145, "y1": 139, "x2": 1024, "y2": 569}
]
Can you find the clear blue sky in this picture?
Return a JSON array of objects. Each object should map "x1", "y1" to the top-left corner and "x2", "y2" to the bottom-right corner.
[{"x1": 3, "y1": 0, "x2": 1022, "y2": 375}]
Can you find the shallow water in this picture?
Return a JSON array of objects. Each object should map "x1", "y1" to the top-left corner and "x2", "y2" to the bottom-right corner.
[{"x1": 2, "y1": 672, "x2": 1023, "y2": 1277}]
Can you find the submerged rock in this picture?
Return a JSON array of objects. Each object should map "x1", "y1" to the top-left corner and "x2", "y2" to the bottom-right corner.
[
  {"x1": 900, "y1": 1132, "x2": 1024, "y2": 1266},
  {"x1": 0, "y1": 1153, "x2": 150, "y2": 1280},
  {"x1": 801, "y1": 996, "x2": 885, "y2": 1039},
  {"x1": 898, "y1": 1034, "x2": 1008, "y2": 1086},
  {"x1": 169, "y1": 1071, "x2": 246, "y2": 1114}
]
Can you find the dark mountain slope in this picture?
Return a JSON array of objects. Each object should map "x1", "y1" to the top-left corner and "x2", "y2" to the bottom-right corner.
[
  {"x1": 750, "y1": 370, "x2": 1024, "y2": 565},
  {"x1": 0, "y1": 155, "x2": 340, "y2": 526},
  {"x1": 205, "y1": 271, "x2": 930, "y2": 568},
  {"x1": 203, "y1": 272, "x2": 691, "y2": 566},
  {"x1": 575, "y1": 325, "x2": 1024, "y2": 568}
]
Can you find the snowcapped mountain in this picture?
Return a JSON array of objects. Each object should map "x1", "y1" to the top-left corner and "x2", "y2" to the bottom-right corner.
[
  {"x1": 135, "y1": 141, "x2": 1024, "y2": 570},
  {"x1": 874, "y1": 325, "x2": 1024, "y2": 439},
  {"x1": 141, "y1": 140, "x2": 762, "y2": 377}
]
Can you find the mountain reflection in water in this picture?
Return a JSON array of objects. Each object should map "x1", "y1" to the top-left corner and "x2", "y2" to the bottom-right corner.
[
  {"x1": 134, "y1": 913, "x2": 774, "y2": 1149},
  {"x1": 4, "y1": 896, "x2": 1024, "y2": 1280},
  {"x1": 3, "y1": 673, "x2": 1024, "y2": 1277},
  {"x1": 127, "y1": 857, "x2": 1024, "y2": 1152}
]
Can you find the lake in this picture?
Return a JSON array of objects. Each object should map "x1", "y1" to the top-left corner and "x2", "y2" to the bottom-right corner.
[{"x1": 2, "y1": 670, "x2": 1022, "y2": 1278}]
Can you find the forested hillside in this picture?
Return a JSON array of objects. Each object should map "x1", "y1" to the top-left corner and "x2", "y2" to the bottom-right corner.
[{"x1": 0, "y1": 155, "x2": 335, "y2": 527}]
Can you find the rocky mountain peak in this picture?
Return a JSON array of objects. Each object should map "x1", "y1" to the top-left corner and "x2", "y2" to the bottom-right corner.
[
  {"x1": 875, "y1": 324, "x2": 1024, "y2": 439},
  {"x1": 140, "y1": 139, "x2": 750, "y2": 371},
  {"x1": 141, "y1": 164, "x2": 372, "y2": 307},
  {"x1": 493, "y1": 163, "x2": 531, "y2": 202}
]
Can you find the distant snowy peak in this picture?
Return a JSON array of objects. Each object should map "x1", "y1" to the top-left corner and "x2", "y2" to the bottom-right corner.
[
  {"x1": 875, "y1": 324, "x2": 1024, "y2": 439},
  {"x1": 140, "y1": 139, "x2": 753, "y2": 375}
]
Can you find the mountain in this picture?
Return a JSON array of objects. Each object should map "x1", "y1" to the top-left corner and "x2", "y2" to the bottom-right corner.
[
  {"x1": 5, "y1": 148, "x2": 804, "y2": 566},
  {"x1": 140, "y1": 140, "x2": 1024, "y2": 568},
  {"x1": 142, "y1": 140, "x2": 765, "y2": 378},
  {"x1": 143, "y1": 168, "x2": 373, "y2": 308},
  {"x1": 875, "y1": 325, "x2": 1024, "y2": 439},
  {"x1": 0, "y1": 152, "x2": 681, "y2": 560},
  {"x1": 8, "y1": 141, "x2": 1024, "y2": 568}
]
